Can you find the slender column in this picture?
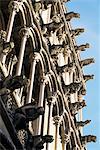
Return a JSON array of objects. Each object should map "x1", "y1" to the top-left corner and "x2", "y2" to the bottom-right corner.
[
  {"x1": 26, "y1": 54, "x2": 39, "y2": 103},
  {"x1": 6, "y1": 1, "x2": 20, "y2": 42},
  {"x1": 0, "y1": 61, "x2": 8, "y2": 77},
  {"x1": 38, "y1": 81, "x2": 45, "y2": 135},
  {"x1": 63, "y1": 49, "x2": 70, "y2": 85},
  {"x1": 47, "y1": 97, "x2": 54, "y2": 134},
  {"x1": 9, "y1": 55, "x2": 17, "y2": 75},
  {"x1": 16, "y1": 28, "x2": 29, "y2": 76},
  {"x1": 78, "y1": 95, "x2": 83, "y2": 135},
  {"x1": 53, "y1": 116, "x2": 60, "y2": 150},
  {"x1": 46, "y1": 94, "x2": 56, "y2": 150},
  {"x1": 1, "y1": 54, "x2": 7, "y2": 65},
  {"x1": 38, "y1": 77, "x2": 47, "y2": 106},
  {"x1": 8, "y1": 55, "x2": 13, "y2": 74},
  {"x1": 26, "y1": 54, "x2": 39, "y2": 136},
  {"x1": 61, "y1": 123, "x2": 65, "y2": 150},
  {"x1": 35, "y1": 77, "x2": 47, "y2": 135},
  {"x1": 61, "y1": 133, "x2": 70, "y2": 150}
]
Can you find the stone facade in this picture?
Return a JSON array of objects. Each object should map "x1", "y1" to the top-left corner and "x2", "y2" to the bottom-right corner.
[{"x1": 0, "y1": 0, "x2": 96, "y2": 149}]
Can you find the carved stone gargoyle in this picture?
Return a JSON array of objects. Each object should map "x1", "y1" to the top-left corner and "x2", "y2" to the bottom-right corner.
[
  {"x1": 75, "y1": 43, "x2": 90, "y2": 52},
  {"x1": 70, "y1": 100, "x2": 86, "y2": 114},
  {"x1": 76, "y1": 120, "x2": 91, "y2": 129},
  {"x1": 81, "y1": 135, "x2": 96, "y2": 145},
  {"x1": 70, "y1": 82, "x2": 83, "y2": 94},
  {"x1": 32, "y1": 135, "x2": 54, "y2": 149},
  {"x1": 43, "y1": 21, "x2": 63, "y2": 34},
  {"x1": 65, "y1": 12, "x2": 80, "y2": 21},
  {"x1": 71, "y1": 28, "x2": 84, "y2": 36},
  {"x1": 80, "y1": 58, "x2": 95, "y2": 67},
  {"x1": 83, "y1": 74, "x2": 94, "y2": 82},
  {"x1": 50, "y1": 44, "x2": 65, "y2": 55},
  {"x1": 1, "y1": 75, "x2": 28, "y2": 91},
  {"x1": 66, "y1": 82, "x2": 82, "y2": 94},
  {"x1": 61, "y1": 76, "x2": 83, "y2": 94},
  {"x1": 56, "y1": 62, "x2": 75, "y2": 73},
  {"x1": 14, "y1": 103, "x2": 44, "y2": 130}
]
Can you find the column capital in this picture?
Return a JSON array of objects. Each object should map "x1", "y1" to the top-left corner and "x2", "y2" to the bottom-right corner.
[
  {"x1": 53, "y1": 116, "x2": 61, "y2": 125},
  {"x1": 40, "y1": 75, "x2": 49, "y2": 85},
  {"x1": 19, "y1": 28, "x2": 30, "y2": 38},
  {"x1": 64, "y1": 134, "x2": 69, "y2": 143},
  {"x1": 29, "y1": 53, "x2": 40, "y2": 63},
  {"x1": 47, "y1": 92, "x2": 57, "y2": 105},
  {"x1": 9, "y1": 0, "x2": 21, "y2": 13}
]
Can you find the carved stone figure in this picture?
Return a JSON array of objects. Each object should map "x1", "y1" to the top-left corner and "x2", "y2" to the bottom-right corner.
[
  {"x1": 62, "y1": 81, "x2": 83, "y2": 95},
  {"x1": 71, "y1": 28, "x2": 84, "y2": 36},
  {"x1": 32, "y1": 135, "x2": 53, "y2": 149},
  {"x1": 15, "y1": 103, "x2": 44, "y2": 121},
  {"x1": 70, "y1": 100, "x2": 86, "y2": 114},
  {"x1": 83, "y1": 74, "x2": 94, "y2": 82},
  {"x1": 69, "y1": 82, "x2": 83, "y2": 94},
  {"x1": 81, "y1": 135, "x2": 96, "y2": 144},
  {"x1": 75, "y1": 43, "x2": 90, "y2": 52},
  {"x1": 56, "y1": 62, "x2": 75, "y2": 73},
  {"x1": 50, "y1": 44, "x2": 65, "y2": 55},
  {"x1": 14, "y1": 103, "x2": 44, "y2": 130},
  {"x1": 43, "y1": 21, "x2": 63, "y2": 33},
  {"x1": 76, "y1": 120, "x2": 91, "y2": 129},
  {"x1": 80, "y1": 58, "x2": 95, "y2": 67},
  {"x1": 65, "y1": 12, "x2": 80, "y2": 21},
  {"x1": 1, "y1": 75, "x2": 28, "y2": 91}
]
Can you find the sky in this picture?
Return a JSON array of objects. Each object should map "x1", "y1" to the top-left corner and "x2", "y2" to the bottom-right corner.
[{"x1": 67, "y1": 0, "x2": 100, "y2": 149}]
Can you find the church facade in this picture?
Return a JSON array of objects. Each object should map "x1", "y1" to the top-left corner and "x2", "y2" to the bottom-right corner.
[{"x1": 0, "y1": 0, "x2": 96, "y2": 149}]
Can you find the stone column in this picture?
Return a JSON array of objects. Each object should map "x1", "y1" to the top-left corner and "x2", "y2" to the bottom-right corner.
[{"x1": 53, "y1": 115, "x2": 61, "y2": 150}]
